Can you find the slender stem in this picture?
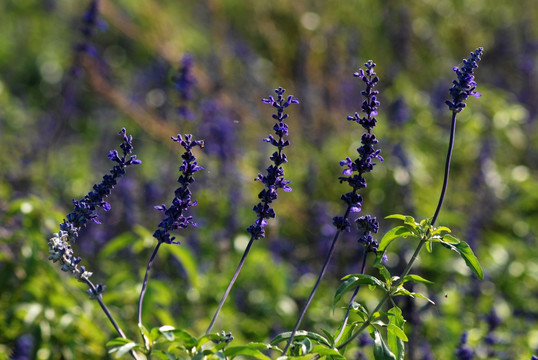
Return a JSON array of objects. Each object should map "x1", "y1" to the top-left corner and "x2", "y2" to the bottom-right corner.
[
  {"x1": 336, "y1": 292, "x2": 390, "y2": 350},
  {"x1": 138, "y1": 241, "x2": 162, "y2": 326},
  {"x1": 334, "y1": 250, "x2": 368, "y2": 344},
  {"x1": 206, "y1": 236, "x2": 255, "y2": 335},
  {"x1": 83, "y1": 278, "x2": 141, "y2": 360},
  {"x1": 431, "y1": 111, "x2": 457, "y2": 227},
  {"x1": 283, "y1": 205, "x2": 352, "y2": 355}
]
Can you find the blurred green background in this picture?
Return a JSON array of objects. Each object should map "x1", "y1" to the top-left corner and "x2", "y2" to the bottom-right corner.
[{"x1": 0, "y1": 0, "x2": 536, "y2": 359}]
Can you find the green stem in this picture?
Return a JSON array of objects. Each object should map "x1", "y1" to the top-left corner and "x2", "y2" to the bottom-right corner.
[
  {"x1": 282, "y1": 205, "x2": 353, "y2": 355},
  {"x1": 83, "y1": 278, "x2": 141, "y2": 360},
  {"x1": 206, "y1": 236, "x2": 255, "y2": 335},
  {"x1": 334, "y1": 250, "x2": 368, "y2": 344}
]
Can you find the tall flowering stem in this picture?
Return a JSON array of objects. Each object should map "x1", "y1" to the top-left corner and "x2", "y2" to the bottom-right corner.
[
  {"x1": 47, "y1": 129, "x2": 141, "y2": 358},
  {"x1": 205, "y1": 87, "x2": 297, "y2": 335},
  {"x1": 138, "y1": 134, "x2": 203, "y2": 330},
  {"x1": 433, "y1": 47, "x2": 483, "y2": 226},
  {"x1": 284, "y1": 61, "x2": 383, "y2": 354},
  {"x1": 337, "y1": 48, "x2": 483, "y2": 350}
]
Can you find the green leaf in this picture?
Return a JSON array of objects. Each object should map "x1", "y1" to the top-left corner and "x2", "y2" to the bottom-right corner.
[
  {"x1": 412, "y1": 292, "x2": 435, "y2": 304},
  {"x1": 440, "y1": 240, "x2": 483, "y2": 279},
  {"x1": 384, "y1": 214, "x2": 407, "y2": 221},
  {"x1": 393, "y1": 287, "x2": 435, "y2": 304},
  {"x1": 170, "y1": 329, "x2": 198, "y2": 349},
  {"x1": 320, "y1": 329, "x2": 335, "y2": 347},
  {"x1": 335, "y1": 275, "x2": 385, "y2": 310},
  {"x1": 375, "y1": 264, "x2": 392, "y2": 283},
  {"x1": 372, "y1": 329, "x2": 396, "y2": 360},
  {"x1": 426, "y1": 240, "x2": 433, "y2": 253},
  {"x1": 442, "y1": 234, "x2": 461, "y2": 244},
  {"x1": 432, "y1": 226, "x2": 451, "y2": 235},
  {"x1": 377, "y1": 226, "x2": 415, "y2": 254},
  {"x1": 113, "y1": 342, "x2": 138, "y2": 358},
  {"x1": 106, "y1": 337, "x2": 134, "y2": 347},
  {"x1": 270, "y1": 331, "x2": 331, "y2": 347},
  {"x1": 401, "y1": 274, "x2": 434, "y2": 285},
  {"x1": 386, "y1": 324, "x2": 407, "y2": 342},
  {"x1": 224, "y1": 344, "x2": 271, "y2": 360},
  {"x1": 311, "y1": 345, "x2": 346, "y2": 359}
]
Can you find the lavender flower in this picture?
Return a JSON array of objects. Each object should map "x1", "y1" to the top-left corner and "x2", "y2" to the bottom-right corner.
[
  {"x1": 356, "y1": 215, "x2": 380, "y2": 253},
  {"x1": 59, "y1": 128, "x2": 141, "y2": 241},
  {"x1": 246, "y1": 87, "x2": 297, "y2": 240},
  {"x1": 338, "y1": 61, "x2": 383, "y2": 251},
  {"x1": 446, "y1": 47, "x2": 483, "y2": 113},
  {"x1": 153, "y1": 134, "x2": 204, "y2": 244},
  {"x1": 49, "y1": 129, "x2": 140, "y2": 283}
]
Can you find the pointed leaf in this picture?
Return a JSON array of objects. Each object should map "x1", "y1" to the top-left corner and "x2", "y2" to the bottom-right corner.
[
  {"x1": 115, "y1": 342, "x2": 138, "y2": 357},
  {"x1": 372, "y1": 329, "x2": 396, "y2": 360},
  {"x1": 455, "y1": 241, "x2": 483, "y2": 279},
  {"x1": 378, "y1": 226, "x2": 415, "y2": 254},
  {"x1": 375, "y1": 264, "x2": 392, "y2": 283},
  {"x1": 311, "y1": 345, "x2": 346, "y2": 360},
  {"x1": 335, "y1": 275, "x2": 386, "y2": 309},
  {"x1": 402, "y1": 274, "x2": 434, "y2": 285},
  {"x1": 426, "y1": 240, "x2": 433, "y2": 253},
  {"x1": 224, "y1": 344, "x2": 271, "y2": 360},
  {"x1": 442, "y1": 234, "x2": 460, "y2": 244},
  {"x1": 106, "y1": 337, "x2": 134, "y2": 347},
  {"x1": 384, "y1": 214, "x2": 407, "y2": 220},
  {"x1": 440, "y1": 240, "x2": 483, "y2": 279},
  {"x1": 270, "y1": 331, "x2": 331, "y2": 347}
]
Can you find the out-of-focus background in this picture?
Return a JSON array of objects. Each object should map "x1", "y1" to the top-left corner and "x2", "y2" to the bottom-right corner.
[{"x1": 1, "y1": 0, "x2": 536, "y2": 358}]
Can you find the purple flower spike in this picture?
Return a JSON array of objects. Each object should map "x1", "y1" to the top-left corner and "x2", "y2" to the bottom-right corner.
[
  {"x1": 337, "y1": 61, "x2": 383, "y2": 250},
  {"x1": 446, "y1": 48, "x2": 483, "y2": 113},
  {"x1": 247, "y1": 87, "x2": 298, "y2": 240},
  {"x1": 59, "y1": 128, "x2": 141, "y2": 241},
  {"x1": 153, "y1": 134, "x2": 203, "y2": 245}
]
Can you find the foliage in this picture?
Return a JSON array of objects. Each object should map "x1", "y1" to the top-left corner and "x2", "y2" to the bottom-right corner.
[{"x1": 1, "y1": 1, "x2": 537, "y2": 359}]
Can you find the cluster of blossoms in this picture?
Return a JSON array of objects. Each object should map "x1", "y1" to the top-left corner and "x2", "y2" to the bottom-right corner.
[
  {"x1": 446, "y1": 47, "x2": 484, "y2": 113},
  {"x1": 335, "y1": 61, "x2": 383, "y2": 252},
  {"x1": 246, "y1": 87, "x2": 298, "y2": 240},
  {"x1": 48, "y1": 129, "x2": 141, "y2": 285},
  {"x1": 153, "y1": 134, "x2": 204, "y2": 244}
]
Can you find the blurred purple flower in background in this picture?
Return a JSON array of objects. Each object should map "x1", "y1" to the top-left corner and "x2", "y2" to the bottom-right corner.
[
  {"x1": 173, "y1": 54, "x2": 197, "y2": 120},
  {"x1": 455, "y1": 331, "x2": 474, "y2": 360}
]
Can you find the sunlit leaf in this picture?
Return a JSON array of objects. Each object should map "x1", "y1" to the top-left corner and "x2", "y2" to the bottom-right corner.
[
  {"x1": 440, "y1": 240, "x2": 483, "y2": 279},
  {"x1": 270, "y1": 331, "x2": 331, "y2": 347},
  {"x1": 378, "y1": 226, "x2": 415, "y2": 254},
  {"x1": 311, "y1": 345, "x2": 346, "y2": 359},
  {"x1": 224, "y1": 344, "x2": 272, "y2": 360},
  {"x1": 401, "y1": 274, "x2": 434, "y2": 285}
]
